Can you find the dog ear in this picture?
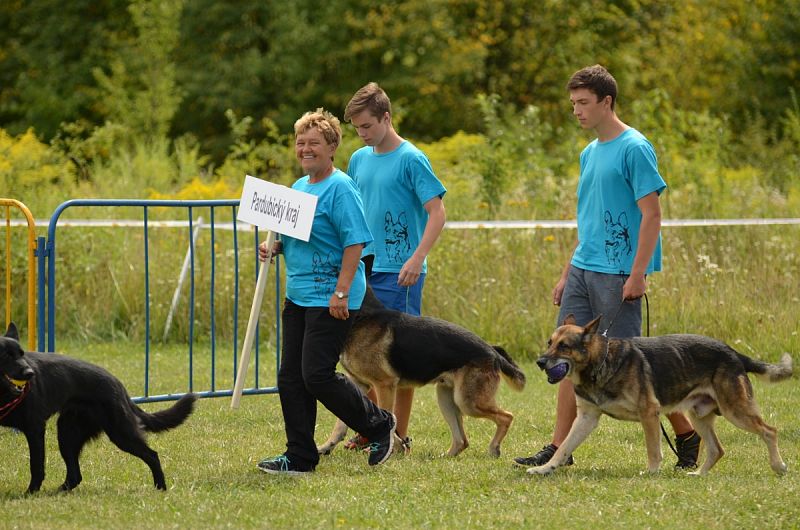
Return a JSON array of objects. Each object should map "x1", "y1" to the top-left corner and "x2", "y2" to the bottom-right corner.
[
  {"x1": 561, "y1": 314, "x2": 577, "y2": 326},
  {"x1": 583, "y1": 316, "x2": 602, "y2": 336},
  {"x1": 5, "y1": 322, "x2": 19, "y2": 341}
]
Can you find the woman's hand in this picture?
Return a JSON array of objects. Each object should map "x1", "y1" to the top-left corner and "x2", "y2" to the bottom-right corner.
[
  {"x1": 328, "y1": 294, "x2": 349, "y2": 320},
  {"x1": 258, "y1": 240, "x2": 283, "y2": 263}
]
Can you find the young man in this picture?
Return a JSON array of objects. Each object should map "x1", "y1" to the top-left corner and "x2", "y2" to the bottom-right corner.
[
  {"x1": 342, "y1": 82, "x2": 447, "y2": 451},
  {"x1": 514, "y1": 65, "x2": 701, "y2": 470}
]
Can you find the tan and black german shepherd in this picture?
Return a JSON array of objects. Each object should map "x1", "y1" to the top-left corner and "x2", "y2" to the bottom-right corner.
[
  {"x1": 529, "y1": 314, "x2": 792, "y2": 476},
  {"x1": 317, "y1": 290, "x2": 526, "y2": 458}
]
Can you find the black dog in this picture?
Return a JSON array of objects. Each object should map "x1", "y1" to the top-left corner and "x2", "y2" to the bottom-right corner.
[{"x1": 0, "y1": 323, "x2": 196, "y2": 493}]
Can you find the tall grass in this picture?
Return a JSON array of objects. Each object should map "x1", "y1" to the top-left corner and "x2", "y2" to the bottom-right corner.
[
  {"x1": 423, "y1": 224, "x2": 800, "y2": 361},
  {"x1": 2, "y1": 221, "x2": 798, "y2": 362}
]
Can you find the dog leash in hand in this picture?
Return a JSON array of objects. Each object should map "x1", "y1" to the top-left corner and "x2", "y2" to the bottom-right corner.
[
  {"x1": 0, "y1": 381, "x2": 31, "y2": 421},
  {"x1": 601, "y1": 298, "x2": 628, "y2": 338},
  {"x1": 602, "y1": 284, "x2": 652, "y2": 333}
]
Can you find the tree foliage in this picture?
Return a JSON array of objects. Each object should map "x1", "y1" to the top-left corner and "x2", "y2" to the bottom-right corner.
[
  {"x1": 93, "y1": 0, "x2": 185, "y2": 140},
  {"x1": 0, "y1": 0, "x2": 798, "y2": 218},
  {"x1": 0, "y1": 0, "x2": 131, "y2": 139},
  {"x1": 2, "y1": 0, "x2": 797, "y2": 152}
]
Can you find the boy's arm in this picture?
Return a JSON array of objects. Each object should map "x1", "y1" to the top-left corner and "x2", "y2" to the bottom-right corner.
[
  {"x1": 397, "y1": 196, "x2": 446, "y2": 286},
  {"x1": 623, "y1": 191, "x2": 661, "y2": 300},
  {"x1": 553, "y1": 240, "x2": 578, "y2": 306}
]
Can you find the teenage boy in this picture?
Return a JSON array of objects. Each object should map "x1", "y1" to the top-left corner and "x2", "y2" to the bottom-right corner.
[
  {"x1": 342, "y1": 82, "x2": 447, "y2": 451},
  {"x1": 514, "y1": 65, "x2": 700, "y2": 470}
]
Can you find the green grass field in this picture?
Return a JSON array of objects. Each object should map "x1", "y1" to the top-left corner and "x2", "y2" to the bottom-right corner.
[{"x1": 1, "y1": 340, "x2": 798, "y2": 530}]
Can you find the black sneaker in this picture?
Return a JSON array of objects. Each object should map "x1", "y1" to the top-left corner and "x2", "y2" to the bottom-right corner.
[
  {"x1": 367, "y1": 413, "x2": 397, "y2": 466},
  {"x1": 513, "y1": 444, "x2": 574, "y2": 467},
  {"x1": 257, "y1": 454, "x2": 313, "y2": 476},
  {"x1": 674, "y1": 431, "x2": 701, "y2": 469}
]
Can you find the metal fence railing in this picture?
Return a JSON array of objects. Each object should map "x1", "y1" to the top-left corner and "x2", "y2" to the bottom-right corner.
[
  {"x1": 1, "y1": 198, "x2": 37, "y2": 350},
  {"x1": 40, "y1": 199, "x2": 281, "y2": 403}
]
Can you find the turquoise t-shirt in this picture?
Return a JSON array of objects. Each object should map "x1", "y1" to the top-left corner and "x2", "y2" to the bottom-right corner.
[
  {"x1": 347, "y1": 141, "x2": 446, "y2": 274},
  {"x1": 282, "y1": 169, "x2": 373, "y2": 309},
  {"x1": 572, "y1": 128, "x2": 667, "y2": 275}
]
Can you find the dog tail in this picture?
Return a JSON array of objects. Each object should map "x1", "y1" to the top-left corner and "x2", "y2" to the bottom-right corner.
[
  {"x1": 493, "y1": 346, "x2": 526, "y2": 391},
  {"x1": 135, "y1": 393, "x2": 197, "y2": 433},
  {"x1": 740, "y1": 353, "x2": 793, "y2": 383}
]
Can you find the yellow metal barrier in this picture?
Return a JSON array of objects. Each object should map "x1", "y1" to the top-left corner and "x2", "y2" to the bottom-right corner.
[{"x1": 1, "y1": 198, "x2": 36, "y2": 350}]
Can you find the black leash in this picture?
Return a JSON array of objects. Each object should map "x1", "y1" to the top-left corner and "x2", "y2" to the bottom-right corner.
[
  {"x1": 599, "y1": 293, "x2": 679, "y2": 457},
  {"x1": 640, "y1": 294, "x2": 680, "y2": 456},
  {"x1": 644, "y1": 295, "x2": 682, "y2": 458},
  {"x1": 643, "y1": 294, "x2": 681, "y2": 458},
  {"x1": 601, "y1": 290, "x2": 649, "y2": 338},
  {"x1": 595, "y1": 296, "x2": 631, "y2": 374},
  {"x1": 600, "y1": 299, "x2": 627, "y2": 339}
]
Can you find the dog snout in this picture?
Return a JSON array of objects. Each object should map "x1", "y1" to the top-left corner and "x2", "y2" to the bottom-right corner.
[
  {"x1": 536, "y1": 356, "x2": 549, "y2": 370},
  {"x1": 21, "y1": 366, "x2": 34, "y2": 380}
]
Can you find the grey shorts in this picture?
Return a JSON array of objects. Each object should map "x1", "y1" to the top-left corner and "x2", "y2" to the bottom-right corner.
[{"x1": 557, "y1": 265, "x2": 642, "y2": 338}]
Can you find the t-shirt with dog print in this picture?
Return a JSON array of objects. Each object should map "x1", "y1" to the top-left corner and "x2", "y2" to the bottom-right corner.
[
  {"x1": 347, "y1": 141, "x2": 446, "y2": 274},
  {"x1": 281, "y1": 169, "x2": 373, "y2": 309},
  {"x1": 572, "y1": 128, "x2": 666, "y2": 275}
]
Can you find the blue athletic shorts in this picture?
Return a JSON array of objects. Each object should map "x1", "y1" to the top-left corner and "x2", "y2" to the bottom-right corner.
[{"x1": 368, "y1": 272, "x2": 426, "y2": 316}]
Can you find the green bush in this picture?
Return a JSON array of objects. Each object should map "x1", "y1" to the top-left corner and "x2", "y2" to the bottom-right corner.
[{"x1": 0, "y1": 128, "x2": 76, "y2": 212}]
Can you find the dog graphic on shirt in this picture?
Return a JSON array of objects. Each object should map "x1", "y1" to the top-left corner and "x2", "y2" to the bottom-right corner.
[
  {"x1": 312, "y1": 251, "x2": 339, "y2": 295},
  {"x1": 604, "y1": 211, "x2": 632, "y2": 268},
  {"x1": 384, "y1": 211, "x2": 411, "y2": 263}
]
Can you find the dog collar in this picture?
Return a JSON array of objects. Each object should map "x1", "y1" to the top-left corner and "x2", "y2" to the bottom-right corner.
[{"x1": 0, "y1": 380, "x2": 31, "y2": 421}]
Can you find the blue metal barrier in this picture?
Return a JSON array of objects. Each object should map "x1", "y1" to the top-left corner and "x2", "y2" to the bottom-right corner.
[{"x1": 39, "y1": 199, "x2": 281, "y2": 403}]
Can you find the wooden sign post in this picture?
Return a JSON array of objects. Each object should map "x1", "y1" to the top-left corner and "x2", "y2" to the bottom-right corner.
[{"x1": 231, "y1": 175, "x2": 317, "y2": 409}]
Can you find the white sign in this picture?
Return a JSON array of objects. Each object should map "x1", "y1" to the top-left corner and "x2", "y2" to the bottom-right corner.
[{"x1": 237, "y1": 175, "x2": 317, "y2": 241}]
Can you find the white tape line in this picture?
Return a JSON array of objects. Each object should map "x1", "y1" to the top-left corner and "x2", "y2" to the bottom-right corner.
[{"x1": 11, "y1": 218, "x2": 800, "y2": 230}]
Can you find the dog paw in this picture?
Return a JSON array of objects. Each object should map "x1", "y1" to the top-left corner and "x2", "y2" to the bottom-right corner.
[
  {"x1": 445, "y1": 441, "x2": 467, "y2": 457},
  {"x1": 772, "y1": 462, "x2": 788, "y2": 476},
  {"x1": 317, "y1": 443, "x2": 335, "y2": 456},
  {"x1": 526, "y1": 465, "x2": 554, "y2": 476}
]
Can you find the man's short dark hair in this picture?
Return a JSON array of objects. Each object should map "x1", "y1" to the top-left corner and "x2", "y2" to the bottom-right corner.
[{"x1": 567, "y1": 65, "x2": 618, "y2": 110}]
